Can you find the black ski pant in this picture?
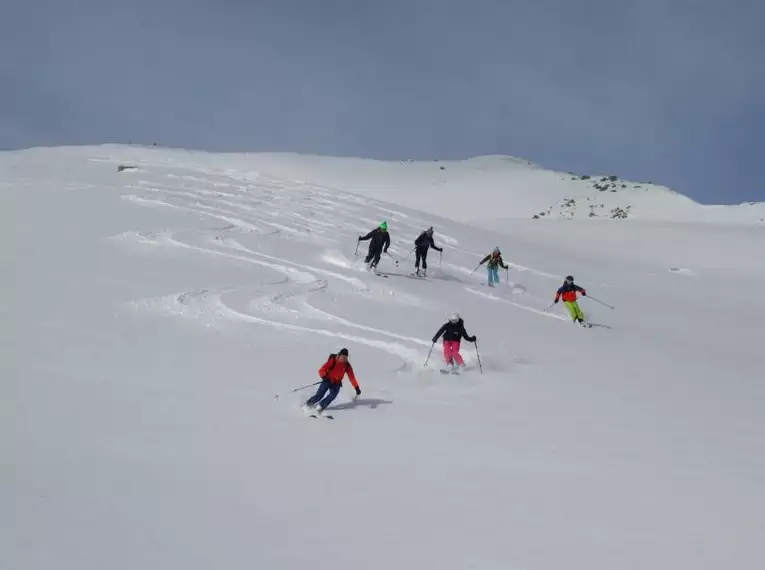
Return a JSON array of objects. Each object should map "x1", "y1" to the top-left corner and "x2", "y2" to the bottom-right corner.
[
  {"x1": 365, "y1": 246, "x2": 383, "y2": 267},
  {"x1": 415, "y1": 247, "x2": 429, "y2": 270}
]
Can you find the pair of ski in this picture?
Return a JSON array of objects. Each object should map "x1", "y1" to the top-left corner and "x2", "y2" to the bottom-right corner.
[{"x1": 303, "y1": 405, "x2": 334, "y2": 420}]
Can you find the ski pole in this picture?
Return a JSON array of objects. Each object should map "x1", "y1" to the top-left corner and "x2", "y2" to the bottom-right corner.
[
  {"x1": 407, "y1": 247, "x2": 416, "y2": 258},
  {"x1": 354, "y1": 239, "x2": 360, "y2": 256},
  {"x1": 469, "y1": 263, "x2": 481, "y2": 275},
  {"x1": 439, "y1": 251, "x2": 442, "y2": 268},
  {"x1": 385, "y1": 251, "x2": 399, "y2": 266},
  {"x1": 544, "y1": 302, "x2": 555, "y2": 312},
  {"x1": 273, "y1": 380, "x2": 322, "y2": 400},
  {"x1": 424, "y1": 342, "x2": 435, "y2": 367},
  {"x1": 474, "y1": 341, "x2": 483, "y2": 374},
  {"x1": 586, "y1": 295, "x2": 614, "y2": 310},
  {"x1": 506, "y1": 267, "x2": 509, "y2": 284}
]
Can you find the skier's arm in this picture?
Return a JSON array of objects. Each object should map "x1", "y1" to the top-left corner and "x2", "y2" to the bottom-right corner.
[
  {"x1": 432, "y1": 240, "x2": 443, "y2": 252},
  {"x1": 318, "y1": 359, "x2": 331, "y2": 378},
  {"x1": 461, "y1": 325, "x2": 475, "y2": 342},
  {"x1": 577, "y1": 285, "x2": 587, "y2": 296},
  {"x1": 346, "y1": 364, "x2": 360, "y2": 393},
  {"x1": 554, "y1": 287, "x2": 563, "y2": 303},
  {"x1": 383, "y1": 233, "x2": 390, "y2": 252},
  {"x1": 358, "y1": 230, "x2": 374, "y2": 241},
  {"x1": 478, "y1": 254, "x2": 491, "y2": 265},
  {"x1": 432, "y1": 324, "x2": 447, "y2": 342}
]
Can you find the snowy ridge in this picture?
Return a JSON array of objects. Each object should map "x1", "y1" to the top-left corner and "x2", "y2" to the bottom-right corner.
[{"x1": 3, "y1": 145, "x2": 765, "y2": 570}]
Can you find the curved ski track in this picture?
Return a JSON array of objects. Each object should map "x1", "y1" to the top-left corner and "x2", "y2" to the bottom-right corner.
[{"x1": 115, "y1": 166, "x2": 570, "y2": 368}]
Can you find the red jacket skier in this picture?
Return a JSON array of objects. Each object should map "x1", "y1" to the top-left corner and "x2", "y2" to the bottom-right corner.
[{"x1": 304, "y1": 348, "x2": 361, "y2": 415}]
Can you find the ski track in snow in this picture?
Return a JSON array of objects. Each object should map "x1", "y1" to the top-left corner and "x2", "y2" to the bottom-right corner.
[
  {"x1": 117, "y1": 170, "x2": 465, "y2": 367},
  {"x1": 115, "y1": 166, "x2": 579, "y2": 366},
  {"x1": 466, "y1": 287, "x2": 568, "y2": 321}
]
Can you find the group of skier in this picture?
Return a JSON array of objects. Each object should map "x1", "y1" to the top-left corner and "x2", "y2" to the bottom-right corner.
[
  {"x1": 358, "y1": 221, "x2": 444, "y2": 277},
  {"x1": 302, "y1": 221, "x2": 595, "y2": 417}
]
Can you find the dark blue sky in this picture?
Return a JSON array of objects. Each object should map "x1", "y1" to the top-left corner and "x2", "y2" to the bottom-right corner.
[{"x1": 2, "y1": 0, "x2": 763, "y2": 203}]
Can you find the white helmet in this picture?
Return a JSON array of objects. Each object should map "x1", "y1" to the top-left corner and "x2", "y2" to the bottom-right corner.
[{"x1": 449, "y1": 312, "x2": 460, "y2": 323}]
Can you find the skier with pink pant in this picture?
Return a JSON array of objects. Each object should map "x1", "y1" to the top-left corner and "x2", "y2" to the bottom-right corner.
[{"x1": 432, "y1": 313, "x2": 476, "y2": 371}]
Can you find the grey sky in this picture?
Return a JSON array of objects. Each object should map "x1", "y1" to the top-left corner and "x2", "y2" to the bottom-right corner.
[{"x1": 2, "y1": 0, "x2": 763, "y2": 203}]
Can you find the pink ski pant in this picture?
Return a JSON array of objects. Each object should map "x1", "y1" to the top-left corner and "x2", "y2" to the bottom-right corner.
[{"x1": 443, "y1": 340, "x2": 464, "y2": 366}]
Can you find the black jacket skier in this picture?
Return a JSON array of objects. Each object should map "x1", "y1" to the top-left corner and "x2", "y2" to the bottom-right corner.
[
  {"x1": 413, "y1": 227, "x2": 442, "y2": 275},
  {"x1": 432, "y1": 313, "x2": 476, "y2": 369},
  {"x1": 358, "y1": 221, "x2": 390, "y2": 268}
]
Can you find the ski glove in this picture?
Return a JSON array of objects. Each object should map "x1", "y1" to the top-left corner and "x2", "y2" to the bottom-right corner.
[
  {"x1": 553, "y1": 299, "x2": 559, "y2": 304},
  {"x1": 468, "y1": 336, "x2": 477, "y2": 343},
  {"x1": 432, "y1": 336, "x2": 439, "y2": 343}
]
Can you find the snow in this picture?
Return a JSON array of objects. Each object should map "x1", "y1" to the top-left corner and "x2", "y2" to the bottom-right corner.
[{"x1": 3, "y1": 145, "x2": 765, "y2": 570}]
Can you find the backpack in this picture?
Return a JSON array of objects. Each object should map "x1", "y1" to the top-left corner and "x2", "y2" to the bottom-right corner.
[{"x1": 324, "y1": 353, "x2": 347, "y2": 374}]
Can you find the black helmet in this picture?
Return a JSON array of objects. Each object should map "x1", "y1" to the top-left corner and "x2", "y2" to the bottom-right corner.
[
  {"x1": 565, "y1": 275, "x2": 574, "y2": 282},
  {"x1": 426, "y1": 226, "x2": 434, "y2": 234},
  {"x1": 338, "y1": 348, "x2": 349, "y2": 357}
]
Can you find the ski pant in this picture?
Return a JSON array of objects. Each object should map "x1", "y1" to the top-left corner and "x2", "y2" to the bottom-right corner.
[
  {"x1": 415, "y1": 247, "x2": 429, "y2": 270},
  {"x1": 306, "y1": 379, "x2": 341, "y2": 409},
  {"x1": 365, "y1": 247, "x2": 382, "y2": 268},
  {"x1": 563, "y1": 300, "x2": 584, "y2": 322},
  {"x1": 487, "y1": 265, "x2": 500, "y2": 286},
  {"x1": 443, "y1": 340, "x2": 465, "y2": 366}
]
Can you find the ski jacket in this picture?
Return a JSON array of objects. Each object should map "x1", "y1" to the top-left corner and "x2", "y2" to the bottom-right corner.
[
  {"x1": 414, "y1": 232, "x2": 442, "y2": 252},
  {"x1": 479, "y1": 252, "x2": 508, "y2": 269},
  {"x1": 433, "y1": 319, "x2": 475, "y2": 343},
  {"x1": 359, "y1": 228, "x2": 390, "y2": 253},
  {"x1": 319, "y1": 355, "x2": 359, "y2": 389},
  {"x1": 555, "y1": 282, "x2": 586, "y2": 303}
]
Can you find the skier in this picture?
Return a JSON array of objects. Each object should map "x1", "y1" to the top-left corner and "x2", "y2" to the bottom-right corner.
[
  {"x1": 477, "y1": 247, "x2": 508, "y2": 287},
  {"x1": 303, "y1": 348, "x2": 361, "y2": 416},
  {"x1": 413, "y1": 226, "x2": 443, "y2": 276},
  {"x1": 432, "y1": 313, "x2": 476, "y2": 371},
  {"x1": 553, "y1": 275, "x2": 589, "y2": 326},
  {"x1": 358, "y1": 221, "x2": 390, "y2": 270}
]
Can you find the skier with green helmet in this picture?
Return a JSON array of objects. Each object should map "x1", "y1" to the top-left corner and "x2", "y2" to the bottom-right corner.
[{"x1": 358, "y1": 221, "x2": 391, "y2": 270}]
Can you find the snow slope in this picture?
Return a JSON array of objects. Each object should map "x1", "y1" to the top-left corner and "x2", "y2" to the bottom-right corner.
[{"x1": 3, "y1": 145, "x2": 765, "y2": 570}]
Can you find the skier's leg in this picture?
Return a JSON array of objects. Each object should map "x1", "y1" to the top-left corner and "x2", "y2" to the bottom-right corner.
[
  {"x1": 414, "y1": 249, "x2": 421, "y2": 270},
  {"x1": 422, "y1": 250, "x2": 428, "y2": 271},
  {"x1": 452, "y1": 342, "x2": 465, "y2": 366},
  {"x1": 563, "y1": 301, "x2": 578, "y2": 321},
  {"x1": 372, "y1": 250, "x2": 382, "y2": 268},
  {"x1": 318, "y1": 383, "x2": 341, "y2": 409},
  {"x1": 306, "y1": 380, "x2": 330, "y2": 406},
  {"x1": 442, "y1": 341, "x2": 453, "y2": 365},
  {"x1": 572, "y1": 301, "x2": 585, "y2": 322}
]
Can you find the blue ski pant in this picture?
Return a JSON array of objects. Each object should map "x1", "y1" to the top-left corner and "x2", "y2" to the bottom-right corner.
[
  {"x1": 306, "y1": 379, "x2": 340, "y2": 409},
  {"x1": 487, "y1": 265, "x2": 500, "y2": 286}
]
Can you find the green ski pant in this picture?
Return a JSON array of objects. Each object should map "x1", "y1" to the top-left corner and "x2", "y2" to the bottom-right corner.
[{"x1": 563, "y1": 300, "x2": 584, "y2": 321}]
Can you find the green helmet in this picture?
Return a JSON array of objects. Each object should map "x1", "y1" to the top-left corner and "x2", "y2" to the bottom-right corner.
[{"x1": 379, "y1": 221, "x2": 388, "y2": 230}]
